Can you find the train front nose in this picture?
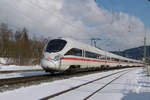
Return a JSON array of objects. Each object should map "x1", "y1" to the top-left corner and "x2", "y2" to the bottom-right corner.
[{"x1": 41, "y1": 59, "x2": 59, "y2": 72}]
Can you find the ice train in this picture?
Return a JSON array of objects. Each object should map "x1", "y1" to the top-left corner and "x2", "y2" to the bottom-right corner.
[{"x1": 40, "y1": 38, "x2": 143, "y2": 72}]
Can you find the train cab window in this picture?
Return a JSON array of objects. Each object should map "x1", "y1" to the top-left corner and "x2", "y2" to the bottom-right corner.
[
  {"x1": 46, "y1": 39, "x2": 67, "y2": 53},
  {"x1": 65, "y1": 48, "x2": 82, "y2": 57}
]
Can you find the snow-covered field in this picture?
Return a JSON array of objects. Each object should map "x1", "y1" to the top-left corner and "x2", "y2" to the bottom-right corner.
[
  {"x1": 0, "y1": 64, "x2": 45, "y2": 79},
  {"x1": 0, "y1": 57, "x2": 13, "y2": 65},
  {"x1": 0, "y1": 58, "x2": 42, "y2": 71},
  {"x1": 0, "y1": 58, "x2": 45, "y2": 79},
  {"x1": 0, "y1": 71, "x2": 47, "y2": 79},
  {"x1": 0, "y1": 58, "x2": 9, "y2": 65},
  {"x1": 0, "y1": 67, "x2": 150, "y2": 100},
  {"x1": 0, "y1": 65, "x2": 42, "y2": 71}
]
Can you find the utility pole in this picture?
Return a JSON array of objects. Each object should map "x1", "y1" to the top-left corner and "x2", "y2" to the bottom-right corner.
[
  {"x1": 144, "y1": 37, "x2": 147, "y2": 65},
  {"x1": 144, "y1": 36, "x2": 150, "y2": 76},
  {"x1": 118, "y1": 49, "x2": 120, "y2": 55},
  {"x1": 91, "y1": 38, "x2": 101, "y2": 47}
]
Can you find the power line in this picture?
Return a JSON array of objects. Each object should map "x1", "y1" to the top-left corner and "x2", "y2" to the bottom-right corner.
[
  {"x1": 2, "y1": 0, "x2": 85, "y2": 36},
  {"x1": 144, "y1": 37, "x2": 147, "y2": 64},
  {"x1": 95, "y1": 0, "x2": 133, "y2": 48},
  {"x1": 25, "y1": 0, "x2": 87, "y2": 33},
  {"x1": 2, "y1": 0, "x2": 144, "y2": 51}
]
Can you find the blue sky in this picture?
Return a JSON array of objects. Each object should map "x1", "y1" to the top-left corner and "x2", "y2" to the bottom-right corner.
[{"x1": 96, "y1": 0, "x2": 150, "y2": 29}]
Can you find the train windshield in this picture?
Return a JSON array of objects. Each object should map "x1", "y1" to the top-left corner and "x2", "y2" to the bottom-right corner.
[{"x1": 46, "y1": 39, "x2": 67, "y2": 53}]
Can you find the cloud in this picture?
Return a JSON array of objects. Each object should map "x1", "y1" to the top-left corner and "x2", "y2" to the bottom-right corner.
[{"x1": 0, "y1": 0, "x2": 148, "y2": 50}]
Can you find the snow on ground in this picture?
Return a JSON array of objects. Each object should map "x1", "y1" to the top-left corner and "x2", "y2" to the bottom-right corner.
[
  {"x1": 0, "y1": 64, "x2": 44, "y2": 79},
  {"x1": 0, "y1": 65, "x2": 42, "y2": 71},
  {"x1": 89, "y1": 68, "x2": 150, "y2": 100},
  {"x1": 0, "y1": 57, "x2": 42, "y2": 71},
  {"x1": 0, "y1": 58, "x2": 7, "y2": 64},
  {"x1": 0, "y1": 57, "x2": 13, "y2": 65},
  {"x1": 0, "y1": 71, "x2": 47, "y2": 79},
  {"x1": 0, "y1": 67, "x2": 150, "y2": 100},
  {"x1": 50, "y1": 70, "x2": 126, "y2": 100},
  {"x1": 0, "y1": 68, "x2": 126, "y2": 100}
]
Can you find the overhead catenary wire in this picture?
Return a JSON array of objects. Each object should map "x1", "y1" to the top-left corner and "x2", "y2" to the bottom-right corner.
[
  {"x1": 1, "y1": 0, "x2": 145, "y2": 51},
  {"x1": 1, "y1": 0, "x2": 86, "y2": 38},
  {"x1": 25, "y1": 0, "x2": 90, "y2": 34},
  {"x1": 95, "y1": 0, "x2": 141, "y2": 51},
  {"x1": 22, "y1": 0, "x2": 108, "y2": 46}
]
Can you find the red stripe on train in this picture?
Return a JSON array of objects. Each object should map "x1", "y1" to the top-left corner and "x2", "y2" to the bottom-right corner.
[{"x1": 61, "y1": 57, "x2": 128, "y2": 64}]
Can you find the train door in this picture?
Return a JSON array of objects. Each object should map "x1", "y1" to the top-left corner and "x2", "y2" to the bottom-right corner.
[
  {"x1": 104, "y1": 53, "x2": 107, "y2": 67},
  {"x1": 83, "y1": 50, "x2": 87, "y2": 69},
  {"x1": 84, "y1": 50, "x2": 91, "y2": 69}
]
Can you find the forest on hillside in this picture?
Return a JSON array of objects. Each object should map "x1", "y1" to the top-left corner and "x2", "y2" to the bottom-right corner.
[{"x1": 0, "y1": 23, "x2": 46, "y2": 65}]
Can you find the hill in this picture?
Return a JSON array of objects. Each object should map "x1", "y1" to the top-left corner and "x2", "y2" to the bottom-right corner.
[{"x1": 111, "y1": 46, "x2": 150, "y2": 61}]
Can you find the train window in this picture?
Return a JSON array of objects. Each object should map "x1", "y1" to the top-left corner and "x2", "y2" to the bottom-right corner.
[
  {"x1": 129, "y1": 61, "x2": 133, "y2": 63},
  {"x1": 46, "y1": 39, "x2": 67, "y2": 53},
  {"x1": 111, "y1": 58, "x2": 115, "y2": 61},
  {"x1": 120, "y1": 60, "x2": 124, "y2": 62},
  {"x1": 85, "y1": 51, "x2": 94, "y2": 58},
  {"x1": 113, "y1": 58, "x2": 119, "y2": 61},
  {"x1": 85, "y1": 51, "x2": 101, "y2": 59},
  {"x1": 107, "y1": 57, "x2": 111, "y2": 61},
  {"x1": 124, "y1": 60, "x2": 128, "y2": 62},
  {"x1": 97, "y1": 54, "x2": 102, "y2": 59},
  {"x1": 99, "y1": 56, "x2": 106, "y2": 60},
  {"x1": 65, "y1": 48, "x2": 82, "y2": 57}
]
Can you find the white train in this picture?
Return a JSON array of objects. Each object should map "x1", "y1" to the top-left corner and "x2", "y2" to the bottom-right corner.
[{"x1": 40, "y1": 38, "x2": 143, "y2": 72}]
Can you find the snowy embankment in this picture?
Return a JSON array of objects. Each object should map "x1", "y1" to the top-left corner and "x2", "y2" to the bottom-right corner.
[
  {"x1": 0, "y1": 57, "x2": 42, "y2": 71},
  {"x1": 89, "y1": 68, "x2": 150, "y2": 100},
  {"x1": 0, "y1": 64, "x2": 42, "y2": 71},
  {"x1": 0, "y1": 67, "x2": 150, "y2": 100},
  {"x1": 0, "y1": 57, "x2": 8, "y2": 65},
  {"x1": 0, "y1": 58, "x2": 44, "y2": 79},
  {"x1": 0, "y1": 65, "x2": 43, "y2": 79}
]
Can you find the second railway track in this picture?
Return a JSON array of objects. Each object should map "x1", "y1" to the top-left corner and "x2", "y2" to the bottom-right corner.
[
  {"x1": 0, "y1": 68, "x2": 133, "y2": 93},
  {"x1": 83, "y1": 71, "x2": 129, "y2": 100},
  {"x1": 40, "y1": 69, "x2": 132, "y2": 100}
]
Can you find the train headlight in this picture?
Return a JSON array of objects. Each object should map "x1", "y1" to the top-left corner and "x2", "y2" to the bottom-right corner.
[{"x1": 54, "y1": 54, "x2": 62, "y2": 61}]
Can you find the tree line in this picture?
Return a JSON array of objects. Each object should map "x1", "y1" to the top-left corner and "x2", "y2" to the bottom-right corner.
[{"x1": 0, "y1": 23, "x2": 46, "y2": 65}]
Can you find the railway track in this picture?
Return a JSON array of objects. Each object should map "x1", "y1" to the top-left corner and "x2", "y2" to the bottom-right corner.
[
  {"x1": 0, "y1": 67, "x2": 121, "y2": 86},
  {"x1": 0, "y1": 67, "x2": 133, "y2": 93},
  {"x1": 40, "y1": 69, "x2": 131, "y2": 100},
  {"x1": 83, "y1": 71, "x2": 128, "y2": 100},
  {"x1": 0, "y1": 69, "x2": 101, "y2": 87},
  {"x1": 0, "y1": 73, "x2": 65, "y2": 86}
]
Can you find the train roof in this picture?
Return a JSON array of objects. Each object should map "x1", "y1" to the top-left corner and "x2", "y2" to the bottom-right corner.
[{"x1": 55, "y1": 37, "x2": 142, "y2": 63}]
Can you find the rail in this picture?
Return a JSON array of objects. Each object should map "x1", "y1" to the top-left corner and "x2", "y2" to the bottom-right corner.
[{"x1": 40, "y1": 69, "x2": 131, "y2": 100}]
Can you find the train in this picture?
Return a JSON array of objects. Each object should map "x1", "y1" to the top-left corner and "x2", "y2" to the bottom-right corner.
[{"x1": 40, "y1": 37, "x2": 144, "y2": 72}]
